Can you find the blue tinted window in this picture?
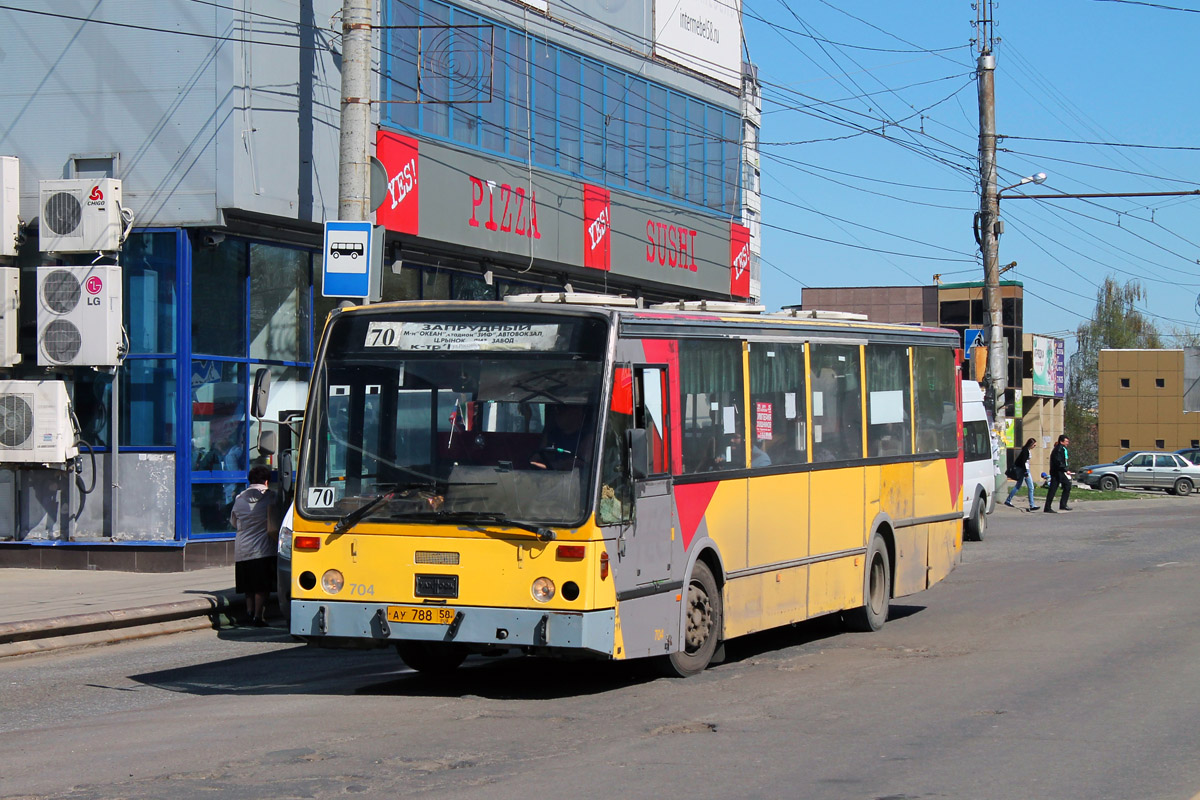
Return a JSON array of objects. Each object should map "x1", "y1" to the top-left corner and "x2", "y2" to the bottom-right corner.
[
  {"x1": 558, "y1": 51, "x2": 581, "y2": 174},
  {"x1": 249, "y1": 243, "x2": 311, "y2": 363},
  {"x1": 686, "y1": 97, "x2": 704, "y2": 203},
  {"x1": 449, "y1": 9, "x2": 482, "y2": 146},
  {"x1": 505, "y1": 30, "x2": 530, "y2": 160},
  {"x1": 532, "y1": 40, "x2": 556, "y2": 168},
  {"x1": 481, "y1": 28, "x2": 506, "y2": 152},
  {"x1": 723, "y1": 112, "x2": 741, "y2": 214},
  {"x1": 73, "y1": 358, "x2": 177, "y2": 448},
  {"x1": 626, "y1": 78, "x2": 648, "y2": 190},
  {"x1": 380, "y1": 0, "x2": 738, "y2": 213},
  {"x1": 192, "y1": 360, "x2": 246, "y2": 473},
  {"x1": 604, "y1": 69, "x2": 625, "y2": 183},
  {"x1": 420, "y1": 2, "x2": 449, "y2": 138},
  {"x1": 123, "y1": 231, "x2": 177, "y2": 355},
  {"x1": 192, "y1": 237, "x2": 245, "y2": 357},
  {"x1": 647, "y1": 85, "x2": 668, "y2": 195},
  {"x1": 384, "y1": 2, "x2": 418, "y2": 129},
  {"x1": 581, "y1": 59, "x2": 604, "y2": 180},
  {"x1": 125, "y1": 359, "x2": 177, "y2": 446}
]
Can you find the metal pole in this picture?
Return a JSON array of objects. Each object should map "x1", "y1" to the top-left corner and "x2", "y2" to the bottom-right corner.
[
  {"x1": 338, "y1": 0, "x2": 373, "y2": 224},
  {"x1": 109, "y1": 366, "x2": 119, "y2": 538},
  {"x1": 977, "y1": 50, "x2": 1005, "y2": 434}
]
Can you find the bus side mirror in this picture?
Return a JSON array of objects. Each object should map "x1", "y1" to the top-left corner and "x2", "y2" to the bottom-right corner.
[
  {"x1": 251, "y1": 368, "x2": 272, "y2": 419},
  {"x1": 280, "y1": 450, "x2": 294, "y2": 495},
  {"x1": 627, "y1": 428, "x2": 649, "y2": 480},
  {"x1": 257, "y1": 428, "x2": 277, "y2": 457}
]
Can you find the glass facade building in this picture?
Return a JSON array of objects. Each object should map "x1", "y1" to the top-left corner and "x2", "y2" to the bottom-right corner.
[{"x1": 0, "y1": 0, "x2": 757, "y2": 567}]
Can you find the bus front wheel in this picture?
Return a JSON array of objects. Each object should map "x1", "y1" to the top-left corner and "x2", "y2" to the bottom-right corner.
[
  {"x1": 660, "y1": 561, "x2": 722, "y2": 678},
  {"x1": 397, "y1": 641, "x2": 468, "y2": 675},
  {"x1": 845, "y1": 534, "x2": 891, "y2": 632}
]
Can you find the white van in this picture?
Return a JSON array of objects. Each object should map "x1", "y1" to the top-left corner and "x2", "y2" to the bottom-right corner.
[{"x1": 961, "y1": 379, "x2": 1001, "y2": 541}]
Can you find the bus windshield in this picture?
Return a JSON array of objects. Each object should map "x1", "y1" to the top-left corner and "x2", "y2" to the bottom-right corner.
[{"x1": 299, "y1": 311, "x2": 609, "y2": 527}]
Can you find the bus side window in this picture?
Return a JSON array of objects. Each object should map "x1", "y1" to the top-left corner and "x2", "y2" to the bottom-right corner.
[
  {"x1": 748, "y1": 342, "x2": 807, "y2": 467},
  {"x1": 635, "y1": 367, "x2": 669, "y2": 475},
  {"x1": 678, "y1": 340, "x2": 745, "y2": 474}
]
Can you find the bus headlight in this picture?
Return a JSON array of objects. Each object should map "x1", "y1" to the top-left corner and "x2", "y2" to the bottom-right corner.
[
  {"x1": 531, "y1": 577, "x2": 556, "y2": 603},
  {"x1": 321, "y1": 569, "x2": 345, "y2": 594}
]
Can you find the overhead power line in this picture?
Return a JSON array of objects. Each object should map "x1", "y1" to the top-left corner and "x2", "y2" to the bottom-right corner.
[{"x1": 1004, "y1": 135, "x2": 1200, "y2": 152}]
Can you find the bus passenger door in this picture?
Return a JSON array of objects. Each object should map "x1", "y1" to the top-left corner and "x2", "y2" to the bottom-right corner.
[
  {"x1": 603, "y1": 363, "x2": 680, "y2": 659},
  {"x1": 621, "y1": 366, "x2": 675, "y2": 588}
]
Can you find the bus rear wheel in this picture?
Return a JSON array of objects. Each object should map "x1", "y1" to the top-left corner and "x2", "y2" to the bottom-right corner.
[
  {"x1": 397, "y1": 641, "x2": 468, "y2": 675},
  {"x1": 660, "y1": 561, "x2": 721, "y2": 678},
  {"x1": 845, "y1": 534, "x2": 891, "y2": 632}
]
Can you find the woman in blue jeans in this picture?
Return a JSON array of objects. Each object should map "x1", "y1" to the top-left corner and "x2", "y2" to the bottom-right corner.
[{"x1": 1004, "y1": 438, "x2": 1038, "y2": 510}]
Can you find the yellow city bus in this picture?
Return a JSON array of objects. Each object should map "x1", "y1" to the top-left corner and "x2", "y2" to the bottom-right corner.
[{"x1": 286, "y1": 295, "x2": 963, "y2": 676}]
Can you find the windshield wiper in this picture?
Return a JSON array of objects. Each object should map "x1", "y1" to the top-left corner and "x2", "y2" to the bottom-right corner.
[
  {"x1": 403, "y1": 510, "x2": 556, "y2": 541},
  {"x1": 333, "y1": 490, "x2": 395, "y2": 536}
]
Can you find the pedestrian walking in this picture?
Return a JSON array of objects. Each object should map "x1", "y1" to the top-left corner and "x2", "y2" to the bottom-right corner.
[
  {"x1": 1004, "y1": 437, "x2": 1038, "y2": 510},
  {"x1": 1043, "y1": 434, "x2": 1073, "y2": 513},
  {"x1": 230, "y1": 464, "x2": 280, "y2": 626}
]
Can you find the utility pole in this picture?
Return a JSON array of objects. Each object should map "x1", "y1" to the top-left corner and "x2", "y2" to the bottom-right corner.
[
  {"x1": 338, "y1": 0, "x2": 373, "y2": 223},
  {"x1": 975, "y1": 0, "x2": 1006, "y2": 435}
]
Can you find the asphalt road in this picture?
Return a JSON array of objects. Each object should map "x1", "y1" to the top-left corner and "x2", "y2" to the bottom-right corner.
[{"x1": 4, "y1": 495, "x2": 1200, "y2": 800}]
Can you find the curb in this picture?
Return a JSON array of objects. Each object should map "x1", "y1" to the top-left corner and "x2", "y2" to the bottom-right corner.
[{"x1": 0, "y1": 592, "x2": 243, "y2": 659}]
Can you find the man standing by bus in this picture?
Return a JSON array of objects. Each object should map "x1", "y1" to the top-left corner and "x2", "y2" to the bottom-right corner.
[{"x1": 1044, "y1": 434, "x2": 1073, "y2": 513}]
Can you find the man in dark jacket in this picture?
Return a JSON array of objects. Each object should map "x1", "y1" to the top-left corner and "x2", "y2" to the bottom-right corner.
[{"x1": 1044, "y1": 434, "x2": 1073, "y2": 513}]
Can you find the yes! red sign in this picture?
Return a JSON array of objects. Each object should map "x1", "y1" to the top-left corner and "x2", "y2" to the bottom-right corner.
[
  {"x1": 729, "y1": 222, "x2": 750, "y2": 299},
  {"x1": 376, "y1": 131, "x2": 419, "y2": 235},
  {"x1": 583, "y1": 184, "x2": 611, "y2": 271}
]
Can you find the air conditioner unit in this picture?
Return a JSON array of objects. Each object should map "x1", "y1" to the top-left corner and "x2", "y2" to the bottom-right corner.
[
  {"x1": 0, "y1": 157, "x2": 19, "y2": 258},
  {"x1": 37, "y1": 265, "x2": 123, "y2": 367},
  {"x1": 38, "y1": 178, "x2": 123, "y2": 253},
  {"x1": 0, "y1": 380, "x2": 78, "y2": 465},
  {"x1": 0, "y1": 267, "x2": 20, "y2": 368}
]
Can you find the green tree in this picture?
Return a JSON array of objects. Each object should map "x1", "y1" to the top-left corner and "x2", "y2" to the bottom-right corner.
[{"x1": 1065, "y1": 277, "x2": 1161, "y2": 466}]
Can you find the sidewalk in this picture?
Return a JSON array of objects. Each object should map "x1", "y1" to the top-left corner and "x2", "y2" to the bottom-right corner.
[{"x1": 0, "y1": 567, "x2": 246, "y2": 658}]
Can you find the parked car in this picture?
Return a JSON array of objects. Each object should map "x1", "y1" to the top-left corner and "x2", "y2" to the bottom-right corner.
[
  {"x1": 1077, "y1": 451, "x2": 1200, "y2": 495},
  {"x1": 276, "y1": 504, "x2": 294, "y2": 623},
  {"x1": 961, "y1": 380, "x2": 1001, "y2": 541},
  {"x1": 1174, "y1": 447, "x2": 1200, "y2": 465}
]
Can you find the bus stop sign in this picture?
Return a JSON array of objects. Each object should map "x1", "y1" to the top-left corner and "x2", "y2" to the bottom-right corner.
[{"x1": 322, "y1": 220, "x2": 374, "y2": 298}]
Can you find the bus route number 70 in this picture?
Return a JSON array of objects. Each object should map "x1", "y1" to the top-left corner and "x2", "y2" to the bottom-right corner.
[{"x1": 307, "y1": 487, "x2": 336, "y2": 508}]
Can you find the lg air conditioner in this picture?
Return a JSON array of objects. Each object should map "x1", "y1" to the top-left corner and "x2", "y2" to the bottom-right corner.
[
  {"x1": 38, "y1": 178, "x2": 123, "y2": 253},
  {"x1": 37, "y1": 265, "x2": 123, "y2": 367},
  {"x1": 0, "y1": 380, "x2": 78, "y2": 465}
]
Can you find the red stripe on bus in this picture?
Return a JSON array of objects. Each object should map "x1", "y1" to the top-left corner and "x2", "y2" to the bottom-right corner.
[{"x1": 674, "y1": 481, "x2": 719, "y2": 550}]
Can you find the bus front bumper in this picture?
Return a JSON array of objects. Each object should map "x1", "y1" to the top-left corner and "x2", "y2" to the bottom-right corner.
[{"x1": 290, "y1": 600, "x2": 616, "y2": 655}]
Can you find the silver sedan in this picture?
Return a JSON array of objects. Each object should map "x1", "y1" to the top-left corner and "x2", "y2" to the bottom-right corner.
[{"x1": 1077, "y1": 451, "x2": 1200, "y2": 495}]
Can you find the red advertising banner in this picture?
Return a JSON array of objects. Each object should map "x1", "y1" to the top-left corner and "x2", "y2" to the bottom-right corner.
[
  {"x1": 583, "y1": 184, "x2": 611, "y2": 271},
  {"x1": 376, "y1": 131, "x2": 420, "y2": 235},
  {"x1": 729, "y1": 222, "x2": 751, "y2": 298}
]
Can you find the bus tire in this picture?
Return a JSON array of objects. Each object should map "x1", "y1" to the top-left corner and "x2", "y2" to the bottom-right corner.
[
  {"x1": 660, "y1": 561, "x2": 721, "y2": 678},
  {"x1": 965, "y1": 492, "x2": 986, "y2": 542},
  {"x1": 397, "y1": 641, "x2": 468, "y2": 675},
  {"x1": 845, "y1": 533, "x2": 891, "y2": 632}
]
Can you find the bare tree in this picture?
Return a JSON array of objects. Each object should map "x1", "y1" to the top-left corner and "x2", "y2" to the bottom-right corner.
[{"x1": 1066, "y1": 277, "x2": 1161, "y2": 466}]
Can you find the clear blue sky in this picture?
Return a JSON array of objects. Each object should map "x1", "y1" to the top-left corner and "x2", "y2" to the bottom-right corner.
[{"x1": 743, "y1": 0, "x2": 1200, "y2": 347}]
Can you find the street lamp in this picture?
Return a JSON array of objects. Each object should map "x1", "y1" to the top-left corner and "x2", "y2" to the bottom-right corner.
[
  {"x1": 978, "y1": 170, "x2": 1047, "y2": 442},
  {"x1": 1000, "y1": 172, "x2": 1047, "y2": 195}
]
